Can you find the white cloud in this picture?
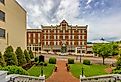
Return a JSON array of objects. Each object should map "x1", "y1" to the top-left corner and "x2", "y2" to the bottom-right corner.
[
  {"x1": 86, "y1": 0, "x2": 92, "y2": 4},
  {"x1": 88, "y1": 13, "x2": 121, "y2": 41},
  {"x1": 16, "y1": 0, "x2": 121, "y2": 41}
]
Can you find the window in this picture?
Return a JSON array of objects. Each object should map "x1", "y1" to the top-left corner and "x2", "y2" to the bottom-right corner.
[
  {"x1": 0, "y1": 0, "x2": 4, "y2": 4},
  {"x1": 0, "y1": 10, "x2": 5, "y2": 21},
  {"x1": 54, "y1": 30, "x2": 56, "y2": 33},
  {"x1": 63, "y1": 35, "x2": 65, "y2": 39},
  {"x1": 0, "y1": 28, "x2": 5, "y2": 38},
  {"x1": 33, "y1": 39, "x2": 35, "y2": 43},
  {"x1": 28, "y1": 39, "x2": 31, "y2": 44},
  {"x1": 54, "y1": 35, "x2": 56, "y2": 39}
]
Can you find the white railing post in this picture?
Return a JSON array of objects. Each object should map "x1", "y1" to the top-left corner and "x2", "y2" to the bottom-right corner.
[
  {"x1": 80, "y1": 75, "x2": 85, "y2": 82},
  {"x1": 0, "y1": 71, "x2": 8, "y2": 82},
  {"x1": 39, "y1": 75, "x2": 45, "y2": 82}
]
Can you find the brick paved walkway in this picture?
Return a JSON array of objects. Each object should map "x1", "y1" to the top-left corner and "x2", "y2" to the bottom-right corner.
[{"x1": 46, "y1": 60, "x2": 79, "y2": 82}]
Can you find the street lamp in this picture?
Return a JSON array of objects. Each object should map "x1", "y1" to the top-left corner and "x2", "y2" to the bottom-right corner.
[
  {"x1": 81, "y1": 67, "x2": 84, "y2": 77},
  {"x1": 40, "y1": 62, "x2": 44, "y2": 76}
]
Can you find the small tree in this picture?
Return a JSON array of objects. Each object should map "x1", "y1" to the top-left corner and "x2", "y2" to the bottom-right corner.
[
  {"x1": 116, "y1": 56, "x2": 121, "y2": 69},
  {"x1": 93, "y1": 44, "x2": 112, "y2": 64},
  {"x1": 24, "y1": 50, "x2": 31, "y2": 63},
  {"x1": 0, "y1": 52, "x2": 6, "y2": 66},
  {"x1": 92, "y1": 44, "x2": 102, "y2": 56},
  {"x1": 98, "y1": 44, "x2": 112, "y2": 64},
  {"x1": 15, "y1": 47, "x2": 26, "y2": 66},
  {"x1": 29, "y1": 50, "x2": 34, "y2": 59},
  {"x1": 119, "y1": 49, "x2": 121, "y2": 56},
  {"x1": 4, "y1": 46, "x2": 18, "y2": 66},
  {"x1": 111, "y1": 43, "x2": 118, "y2": 56}
]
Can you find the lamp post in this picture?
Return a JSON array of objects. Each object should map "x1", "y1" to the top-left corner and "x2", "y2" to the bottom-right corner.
[
  {"x1": 40, "y1": 63, "x2": 44, "y2": 76},
  {"x1": 81, "y1": 67, "x2": 84, "y2": 77}
]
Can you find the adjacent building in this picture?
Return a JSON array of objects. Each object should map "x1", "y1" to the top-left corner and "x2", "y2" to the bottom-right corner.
[
  {"x1": 27, "y1": 20, "x2": 88, "y2": 54},
  {"x1": 0, "y1": 0, "x2": 26, "y2": 52}
]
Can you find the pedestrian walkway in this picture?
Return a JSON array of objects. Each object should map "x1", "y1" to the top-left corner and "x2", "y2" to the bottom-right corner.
[{"x1": 46, "y1": 60, "x2": 79, "y2": 82}]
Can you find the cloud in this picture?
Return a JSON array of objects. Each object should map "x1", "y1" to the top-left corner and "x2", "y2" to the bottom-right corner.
[
  {"x1": 16, "y1": 0, "x2": 121, "y2": 41},
  {"x1": 86, "y1": 0, "x2": 92, "y2": 4}
]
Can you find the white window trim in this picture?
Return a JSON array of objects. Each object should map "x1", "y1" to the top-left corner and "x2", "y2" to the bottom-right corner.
[
  {"x1": 82, "y1": 41, "x2": 84, "y2": 45},
  {"x1": 33, "y1": 39, "x2": 35, "y2": 44},
  {"x1": 82, "y1": 35, "x2": 84, "y2": 39},
  {"x1": 45, "y1": 41, "x2": 46, "y2": 45},
  {"x1": 33, "y1": 33, "x2": 35, "y2": 38}
]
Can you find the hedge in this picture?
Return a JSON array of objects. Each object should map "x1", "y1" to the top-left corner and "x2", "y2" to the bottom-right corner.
[
  {"x1": 0, "y1": 66, "x2": 29, "y2": 75},
  {"x1": 83, "y1": 59, "x2": 91, "y2": 65},
  {"x1": 68, "y1": 58, "x2": 74, "y2": 64},
  {"x1": 49, "y1": 57, "x2": 56, "y2": 64}
]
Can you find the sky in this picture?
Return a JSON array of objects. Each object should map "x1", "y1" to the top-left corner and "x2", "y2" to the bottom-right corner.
[{"x1": 16, "y1": 0, "x2": 121, "y2": 41}]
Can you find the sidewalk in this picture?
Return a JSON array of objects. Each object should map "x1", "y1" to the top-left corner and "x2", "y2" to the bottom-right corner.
[{"x1": 46, "y1": 60, "x2": 79, "y2": 82}]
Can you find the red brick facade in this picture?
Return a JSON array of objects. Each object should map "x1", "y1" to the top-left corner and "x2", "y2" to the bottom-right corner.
[{"x1": 27, "y1": 20, "x2": 88, "y2": 53}]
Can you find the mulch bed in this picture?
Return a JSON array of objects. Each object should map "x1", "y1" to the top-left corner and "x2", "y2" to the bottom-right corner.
[{"x1": 105, "y1": 67, "x2": 113, "y2": 73}]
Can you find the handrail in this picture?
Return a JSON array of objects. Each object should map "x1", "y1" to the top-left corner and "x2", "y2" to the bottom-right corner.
[
  {"x1": 6, "y1": 74, "x2": 45, "y2": 82},
  {"x1": 80, "y1": 74, "x2": 121, "y2": 82}
]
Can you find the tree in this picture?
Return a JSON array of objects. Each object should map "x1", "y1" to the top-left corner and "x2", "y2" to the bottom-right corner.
[
  {"x1": 111, "y1": 43, "x2": 119, "y2": 56},
  {"x1": 15, "y1": 47, "x2": 26, "y2": 66},
  {"x1": 92, "y1": 44, "x2": 102, "y2": 56},
  {"x1": 116, "y1": 56, "x2": 121, "y2": 69},
  {"x1": 29, "y1": 50, "x2": 34, "y2": 59},
  {"x1": 93, "y1": 44, "x2": 112, "y2": 64},
  {"x1": 24, "y1": 50, "x2": 31, "y2": 63},
  {"x1": 119, "y1": 49, "x2": 121, "y2": 56},
  {"x1": 4, "y1": 46, "x2": 18, "y2": 66},
  {"x1": 98, "y1": 44, "x2": 112, "y2": 64},
  {"x1": 0, "y1": 52, "x2": 6, "y2": 66}
]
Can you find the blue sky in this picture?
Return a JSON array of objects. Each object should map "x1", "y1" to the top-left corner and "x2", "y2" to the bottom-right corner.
[{"x1": 17, "y1": 0, "x2": 121, "y2": 41}]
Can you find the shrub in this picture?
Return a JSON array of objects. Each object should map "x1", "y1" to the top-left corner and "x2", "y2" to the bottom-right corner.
[
  {"x1": 29, "y1": 50, "x2": 34, "y2": 59},
  {"x1": 34, "y1": 57, "x2": 39, "y2": 62},
  {"x1": 15, "y1": 47, "x2": 26, "y2": 66},
  {"x1": 113, "y1": 69, "x2": 121, "y2": 74},
  {"x1": 24, "y1": 50, "x2": 31, "y2": 63},
  {"x1": 0, "y1": 52, "x2": 6, "y2": 66},
  {"x1": 4, "y1": 46, "x2": 18, "y2": 66},
  {"x1": 49, "y1": 57, "x2": 56, "y2": 64},
  {"x1": 44, "y1": 62, "x2": 48, "y2": 66},
  {"x1": 0, "y1": 66, "x2": 29, "y2": 75},
  {"x1": 39, "y1": 62, "x2": 44, "y2": 66},
  {"x1": 68, "y1": 58, "x2": 74, "y2": 64},
  {"x1": 83, "y1": 59, "x2": 91, "y2": 65}
]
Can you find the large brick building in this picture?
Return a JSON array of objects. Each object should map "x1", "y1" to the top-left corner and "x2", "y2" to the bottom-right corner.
[{"x1": 27, "y1": 20, "x2": 88, "y2": 54}]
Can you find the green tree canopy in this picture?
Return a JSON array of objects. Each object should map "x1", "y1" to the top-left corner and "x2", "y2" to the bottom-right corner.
[
  {"x1": 15, "y1": 47, "x2": 26, "y2": 66},
  {"x1": 24, "y1": 49, "x2": 31, "y2": 63},
  {"x1": 116, "y1": 56, "x2": 121, "y2": 69},
  {"x1": 29, "y1": 50, "x2": 34, "y2": 59},
  {"x1": 4, "y1": 46, "x2": 18, "y2": 66},
  {"x1": 93, "y1": 43, "x2": 113, "y2": 64},
  {"x1": 0, "y1": 52, "x2": 6, "y2": 66}
]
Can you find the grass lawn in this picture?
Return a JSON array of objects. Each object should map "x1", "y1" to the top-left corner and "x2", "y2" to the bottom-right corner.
[
  {"x1": 70, "y1": 63, "x2": 108, "y2": 79},
  {"x1": 27, "y1": 64, "x2": 55, "y2": 78}
]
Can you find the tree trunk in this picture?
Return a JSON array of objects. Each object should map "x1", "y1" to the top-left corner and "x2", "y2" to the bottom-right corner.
[{"x1": 102, "y1": 57, "x2": 105, "y2": 65}]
